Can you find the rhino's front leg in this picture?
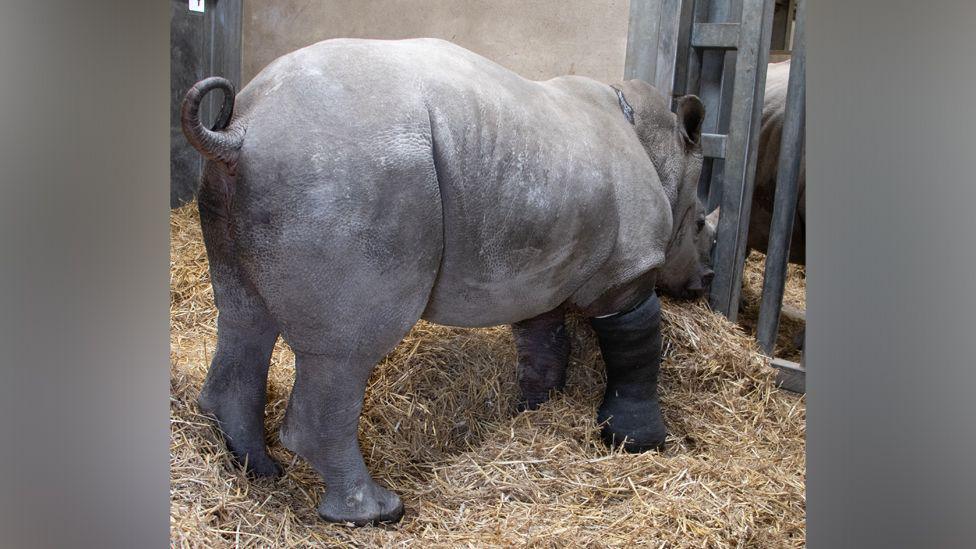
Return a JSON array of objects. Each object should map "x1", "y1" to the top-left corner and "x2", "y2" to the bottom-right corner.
[
  {"x1": 279, "y1": 352, "x2": 404, "y2": 525},
  {"x1": 512, "y1": 307, "x2": 570, "y2": 411},
  {"x1": 590, "y1": 291, "x2": 668, "y2": 452}
]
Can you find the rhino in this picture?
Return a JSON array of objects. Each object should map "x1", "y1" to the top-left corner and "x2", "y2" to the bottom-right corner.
[
  {"x1": 746, "y1": 60, "x2": 806, "y2": 348},
  {"x1": 181, "y1": 38, "x2": 713, "y2": 525},
  {"x1": 748, "y1": 59, "x2": 806, "y2": 265}
]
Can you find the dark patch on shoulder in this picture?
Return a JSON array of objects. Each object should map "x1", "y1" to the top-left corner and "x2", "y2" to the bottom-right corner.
[{"x1": 611, "y1": 85, "x2": 635, "y2": 125}]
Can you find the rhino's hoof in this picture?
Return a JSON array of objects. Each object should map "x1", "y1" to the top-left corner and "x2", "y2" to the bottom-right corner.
[
  {"x1": 600, "y1": 425, "x2": 667, "y2": 453},
  {"x1": 239, "y1": 452, "x2": 284, "y2": 479},
  {"x1": 597, "y1": 397, "x2": 667, "y2": 453},
  {"x1": 318, "y1": 482, "x2": 404, "y2": 526},
  {"x1": 515, "y1": 394, "x2": 549, "y2": 413}
]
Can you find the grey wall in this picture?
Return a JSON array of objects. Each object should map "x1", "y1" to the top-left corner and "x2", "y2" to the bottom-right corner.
[
  {"x1": 170, "y1": 0, "x2": 242, "y2": 208},
  {"x1": 242, "y1": 0, "x2": 631, "y2": 85},
  {"x1": 170, "y1": 0, "x2": 208, "y2": 207}
]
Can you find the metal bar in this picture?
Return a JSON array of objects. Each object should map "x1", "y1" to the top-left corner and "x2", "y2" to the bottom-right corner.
[
  {"x1": 770, "y1": 0, "x2": 790, "y2": 50},
  {"x1": 671, "y1": 0, "x2": 698, "y2": 97},
  {"x1": 757, "y1": 0, "x2": 805, "y2": 355},
  {"x1": 708, "y1": 0, "x2": 742, "y2": 211},
  {"x1": 700, "y1": 133, "x2": 727, "y2": 158},
  {"x1": 681, "y1": 0, "x2": 708, "y2": 97},
  {"x1": 707, "y1": 0, "x2": 775, "y2": 320},
  {"x1": 695, "y1": 0, "x2": 734, "y2": 203},
  {"x1": 786, "y1": 0, "x2": 797, "y2": 50},
  {"x1": 624, "y1": 0, "x2": 685, "y2": 96},
  {"x1": 653, "y1": 0, "x2": 685, "y2": 94},
  {"x1": 704, "y1": 48, "x2": 737, "y2": 212},
  {"x1": 624, "y1": 0, "x2": 663, "y2": 83},
  {"x1": 691, "y1": 22, "x2": 740, "y2": 49},
  {"x1": 772, "y1": 357, "x2": 805, "y2": 393},
  {"x1": 727, "y1": 0, "x2": 777, "y2": 314}
]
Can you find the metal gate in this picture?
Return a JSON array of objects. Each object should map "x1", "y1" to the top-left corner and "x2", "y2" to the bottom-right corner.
[{"x1": 625, "y1": 0, "x2": 807, "y2": 392}]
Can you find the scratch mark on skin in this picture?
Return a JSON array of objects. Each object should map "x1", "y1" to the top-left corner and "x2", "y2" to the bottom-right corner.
[{"x1": 611, "y1": 86, "x2": 635, "y2": 125}]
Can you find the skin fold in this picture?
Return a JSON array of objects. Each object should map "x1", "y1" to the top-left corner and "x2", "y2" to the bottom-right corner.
[{"x1": 182, "y1": 38, "x2": 712, "y2": 525}]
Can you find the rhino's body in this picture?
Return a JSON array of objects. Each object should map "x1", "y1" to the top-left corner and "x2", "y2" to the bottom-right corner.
[
  {"x1": 184, "y1": 38, "x2": 709, "y2": 525},
  {"x1": 232, "y1": 38, "x2": 671, "y2": 337},
  {"x1": 748, "y1": 59, "x2": 806, "y2": 264}
]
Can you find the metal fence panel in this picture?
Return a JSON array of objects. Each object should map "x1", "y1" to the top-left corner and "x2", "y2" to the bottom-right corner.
[
  {"x1": 757, "y1": 0, "x2": 806, "y2": 355},
  {"x1": 706, "y1": 0, "x2": 775, "y2": 320}
]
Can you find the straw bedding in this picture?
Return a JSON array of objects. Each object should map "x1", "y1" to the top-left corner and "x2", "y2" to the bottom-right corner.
[
  {"x1": 739, "y1": 251, "x2": 807, "y2": 362},
  {"x1": 170, "y1": 203, "x2": 805, "y2": 547}
]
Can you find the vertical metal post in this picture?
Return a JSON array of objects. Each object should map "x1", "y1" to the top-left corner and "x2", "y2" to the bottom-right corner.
[
  {"x1": 691, "y1": 0, "x2": 737, "y2": 207},
  {"x1": 706, "y1": 48, "x2": 737, "y2": 213},
  {"x1": 770, "y1": 0, "x2": 794, "y2": 51},
  {"x1": 707, "y1": 0, "x2": 775, "y2": 320},
  {"x1": 756, "y1": 0, "x2": 805, "y2": 355},
  {"x1": 652, "y1": 0, "x2": 686, "y2": 95},
  {"x1": 671, "y1": 0, "x2": 697, "y2": 97},
  {"x1": 624, "y1": 0, "x2": 663, "y2": 84},
  {"x1": 625, "y1": 0, "x2": 684, "y2": 96},
  {"x1": 786, "y1": 0, "x2": 797, "y2": 50},
  {"x1": 625, "y1": 0, "x2": 777, "y2": 323}
]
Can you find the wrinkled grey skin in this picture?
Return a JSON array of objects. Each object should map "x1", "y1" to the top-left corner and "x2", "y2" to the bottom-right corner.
[
  {"x1": 617, "y1": 85, "x2": 715, "y2": 300},
  {"x1": 184, "y1": 38, "x2": 710, "y2": 525},
  {"x1": 514, "y1": 198, "x2": 718, "y2": 412}
]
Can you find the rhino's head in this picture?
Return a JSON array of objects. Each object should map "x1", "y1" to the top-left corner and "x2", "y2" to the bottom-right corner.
[{"x1": 614, "y1": 80, "x2": 718, "y2": 299}]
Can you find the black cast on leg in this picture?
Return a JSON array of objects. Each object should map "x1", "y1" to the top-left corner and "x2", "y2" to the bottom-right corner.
[{"x1": 590, "y1": 291, "x2": 667, "y2": 452}]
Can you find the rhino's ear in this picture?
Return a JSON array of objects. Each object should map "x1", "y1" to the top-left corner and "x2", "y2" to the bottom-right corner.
[{"x1": 676, "y1": 95, "x2": 705, "y2": 151}]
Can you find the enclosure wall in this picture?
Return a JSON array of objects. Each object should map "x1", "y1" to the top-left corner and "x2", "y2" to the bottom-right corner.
[{"x1": 242, "y1": 0, "x2": 630, "y2": 84}]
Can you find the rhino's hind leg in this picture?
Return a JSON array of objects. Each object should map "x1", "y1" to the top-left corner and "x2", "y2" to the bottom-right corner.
[
  {"x1": 263, "y1": 245, "x2": 437, "y2": 524},
  {"x1": 512, "y1": 307, "x2": 570, "y2": 411},
  {"x1": 193, "y1": 169, "x2": 284, "y2": 477},
  {"x1": 279, "y1": 346, "x2": 407, "y2": 525},
  {"x1": 197, "y1": 274, "x2": 282, "y2": 478},
  {"x1": 590, "y1": 292, "x2": 668, "y2": 453}
]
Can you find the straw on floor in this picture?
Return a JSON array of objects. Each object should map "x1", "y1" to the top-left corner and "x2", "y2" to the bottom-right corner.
[{"x1": 170, "y1": 203, "x2": 806, "y2": 547}]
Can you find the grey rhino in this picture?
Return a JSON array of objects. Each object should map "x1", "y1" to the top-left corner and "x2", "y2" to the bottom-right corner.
[
  {"x1": 703, "y1": 61, "x2": 805, "y2": 346},
  {"x1": 748, "y1": 59, "x2": 806, "y2": 265},
  {"x1": 744, "y1": 60, "x2": 806, "y2": 348},
  {"x1": 181, "y1": 38, "x2": 712, "y2": 525}
]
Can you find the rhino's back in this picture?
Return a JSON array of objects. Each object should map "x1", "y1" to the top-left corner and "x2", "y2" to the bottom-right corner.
[
  {"x1": 229, "y1": 39, "x2": 668, "y2": 327},
  {"x1": 404, "y1": 41, "x2": 668, "y2": 324}
]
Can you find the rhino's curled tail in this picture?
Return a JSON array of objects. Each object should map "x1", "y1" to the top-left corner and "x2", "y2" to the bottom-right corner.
[{"x1": 181, "y1": 76, "x2": 244, "y2": 165}]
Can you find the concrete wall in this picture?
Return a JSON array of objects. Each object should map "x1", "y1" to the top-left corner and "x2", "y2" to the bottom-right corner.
[{"x1": 242, "y1": 0, "x2": 631, "y2": 85}]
